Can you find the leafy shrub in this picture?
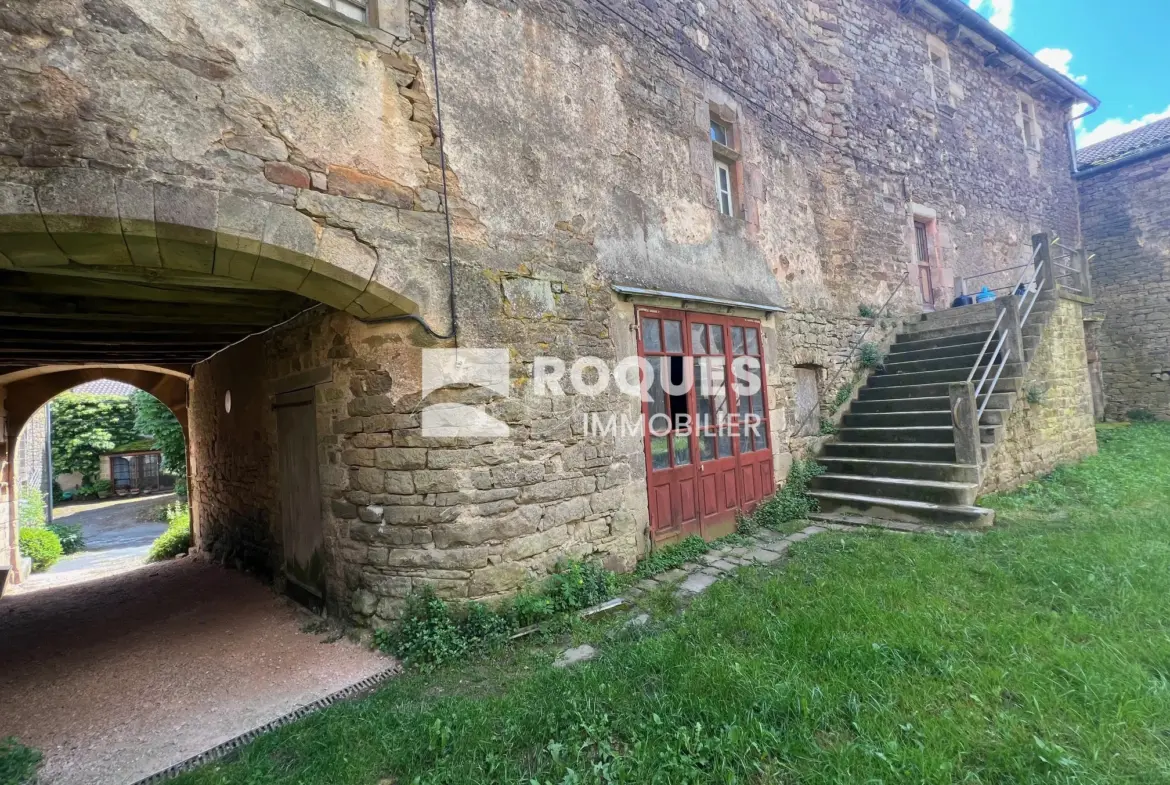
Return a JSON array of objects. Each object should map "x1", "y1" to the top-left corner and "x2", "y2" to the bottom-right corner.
[
  {"x1": 48, "y1": 522, "x2": 85, "y2": 555},
  {"x1": 19, "y1": 527, "x2": 63, "y2": 572},
  {"x1": 1025, "y1": 383, "x2": 1046, "y2": 405},
  {"x1": 750, "y1": 459, "x2": 826, "y2": 528},
  {"x1": 832, "y1": 383, "x2": 854, "y2": 411},
  {"x1": 545, "y1": 559, "x2": 616, "y2": 613},
  {"x1": 1128, "y1": 408, "x2": 1157, "y2": 423},
  {"x1": 633, "y1": 535, "x2": 709, "y2": 579},
  {"x1": 504, "y1": 592, "x2": 555, "y2": 627},
  {"x1": 819, "y1": 418, "x2": 837, "y2": 435},
  {"x1": 859, "y1": 342, "x2": 884, "y2": 369},
  {"x1": 148, "y1": 503, "x2": 191, "y2": 562},
  {"x1": 378, "y1": 559, "x2": 619, "y2": 668},
  {"x1": 0, "y1": 737, "x2": 42, "y2": 785},
  {"x1": 858, "y1": 304, "x2": 877, "y2": 318},
  {"x1": 15, "y1": 484, "x2": 46, "y2": 528},
  {"x1": 376, "y1": 588, "x2": 469, "y2": 669},
  {"x1": 93, "y1": 479, "x2": 112, "y2": 496},
  {"x1": 132, "y1": 390, "x2": 187, "y2": 485}
]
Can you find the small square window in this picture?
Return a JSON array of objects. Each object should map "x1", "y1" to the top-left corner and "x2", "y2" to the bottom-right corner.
[
  {"x1": 1020, "y1": 97, "x2": 1039, "y2": 150},
  {"x1": 710, "y1": 120, "x2": 729, "y2": 146},
  {"x1": 928, "y1": 44, "x2": 952, "y2": 107},
  {"x1": 714, "y1": 161, "x2": 734, "y2": 217}
]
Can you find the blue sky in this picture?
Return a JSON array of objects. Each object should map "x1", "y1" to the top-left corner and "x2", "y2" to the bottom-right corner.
[{"x1": 967, "y1": 0, "x2": 1170, "y2": 147}]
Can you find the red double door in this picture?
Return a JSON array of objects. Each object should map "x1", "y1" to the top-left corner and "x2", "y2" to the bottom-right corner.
[{"x1": 637, "y1": 308, "x2": 775, "y2": 543}]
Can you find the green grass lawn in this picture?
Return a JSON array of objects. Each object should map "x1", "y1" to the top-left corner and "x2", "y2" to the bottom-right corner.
[{"x1": 178, "y1": 424, "x2": 1170, "y2": 785}]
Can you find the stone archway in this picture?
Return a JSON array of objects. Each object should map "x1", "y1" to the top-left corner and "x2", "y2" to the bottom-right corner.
[
  {"x1": 0, "y1": 169, "x2": 420, "y2": 320},
  {"x1": 1, "y1": 365, "x2": 191, "y2": 584}
]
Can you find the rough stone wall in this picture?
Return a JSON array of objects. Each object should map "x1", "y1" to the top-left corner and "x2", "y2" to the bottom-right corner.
[
  {"x1": 0, "y1": 0, "x2": 457, "y2": 325},
  {"x1": 4, "y1": 0, "x2": 1090, "y2": 619},
  {"x1": 14, "y1": 406, "x2": 48, "y2": 504},
  {"x1": 1078, "y1": 150, "x2": 1170, "y2": 419},
  {"x1": 981, "y1": 297, "x2": 1098, "y2": 494},
  {"x1": 433, "y1": 0, "x2": 1082, "y2": 319},
  {"x1": 191, "y1": 302, "x2": 642, "y2": 625}
]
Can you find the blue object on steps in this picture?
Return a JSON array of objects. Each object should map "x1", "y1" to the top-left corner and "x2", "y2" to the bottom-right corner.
[{"x1": 975, "y1": 286, "x2": 996, "y2": 303}]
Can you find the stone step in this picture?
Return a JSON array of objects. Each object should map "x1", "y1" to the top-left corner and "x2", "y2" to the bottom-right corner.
[
  {"x1": 916, "y1": 301, "x2": 998, "y2": 326},
  {"x1": 894, "y1": 329, "x2": 994, "y2": 352},
  {"x1": 808, "y1": 489, "x2": 995, "y2": 529},
  {"x1": 899, "y1": 319, "x2": 1000, "y2": 342},
  {"x1": 842, "y1": 408, "x2": 1007, "y2": 428},
  {"x1": 858, "y1": 377, "x2": 1022, "y2": 400},
  {"x1": 885, "y1": 339, "x2": 994, "y2": 364},
  {"x1": 835, "y1": 425, "x2": 998, "y2": 444},
  {"x1": 822, "y1": 441, "x2": 992, "y2": 463},
  {"x1": 882, "y1": 351, "x2": 1004, "y2": 374},
  {"x1": 811, "y1": 473, "x2": 979, "y2": 506},
  {"x1": 817, "y1": 456, "x2": 980, "y2": 484},
  {"x1": 868, "y1": 364, "x2": 1026, "y2": 388},
  {"x1": 805, "y1": 511, "x2": 973, "y2": 534},
  {"x1": 849, "y1": 392, "x2": 1016, "y2": 414}
]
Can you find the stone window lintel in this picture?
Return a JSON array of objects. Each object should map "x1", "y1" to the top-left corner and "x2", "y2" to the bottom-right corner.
[
  {"x1": 283, "y1": 0, "x2": 409, "y2": 48},
  {"x1": 711, "y1": 141, "x2": 741, "y2": 162}
]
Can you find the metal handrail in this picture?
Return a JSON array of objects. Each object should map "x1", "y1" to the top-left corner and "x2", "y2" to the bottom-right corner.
[
  {"x1": 972, "y1": 328, "x2": 1010, "y2": 402},
  {"x1": 790, "y1": 271, "x2": 910, "y2": 438},
  {"x1": 1053, "y1": 261, "x2": 1079, "y2": 272},
  {"x1": 966, "y1": 308, "x2": 1006, "y2": 384},
  {"x1": 1021, "y1": 259, "x2": 1045, "y2": 326},
  {"x1": 977, "y1": 346, "x2": 1011, "y2": 419}
]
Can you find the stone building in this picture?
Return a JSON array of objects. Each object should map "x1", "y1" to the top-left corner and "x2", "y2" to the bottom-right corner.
[
  {"x1": 1077, "y1": 117, "x2": 1170, "y2": 420},
  {"x1": 0, "y1": 0, "x2": 1098, "y2": 621}
]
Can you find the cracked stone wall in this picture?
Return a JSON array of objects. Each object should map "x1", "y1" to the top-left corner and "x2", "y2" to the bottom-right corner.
[
  {"x1": 431, "y1": 0, "x2": 1083, "y2": 465},
  {"x1": 4, "y1": 0, "x2": 1089, "y2": 620},
  {"x1": 191, "y1": 300, "x2": 642, "y2": 625},
  {"x1": 0, "y1": 0, "x2": 455, "y2": 324},
  {"x1": 1078, "y1": 151, "x2": 1170, "y2": 419},
  {"x1": 980, "y1": 296, "x2": 1098, "y2": 494}
]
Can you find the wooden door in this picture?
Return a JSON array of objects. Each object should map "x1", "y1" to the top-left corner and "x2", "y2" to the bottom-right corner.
[
  {"x1": 728, "y1": 319, "x2": 774, "y2": 512},
  {"x1": 638, "y1": 311, "x2": 700, "y2": 541},
  {"x1": 690, "y1": 318, "x2": 740, "y2": 539},
  {"x1": 638, "y1": 309, "x2": 775, "y2": 543},
  {"x1": 275, "y1": 389, "x2": 325, "y2": 609},
  {"x1": 915, "y1": 220, "x2": 935, "y2": 309}
]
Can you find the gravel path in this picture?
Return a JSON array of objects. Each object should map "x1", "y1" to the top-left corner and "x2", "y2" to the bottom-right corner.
[{"x1": 0, "y1": 558, "x2": 393, "y2": 785}]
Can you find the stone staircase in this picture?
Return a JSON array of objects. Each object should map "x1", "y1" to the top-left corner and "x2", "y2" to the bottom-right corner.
[{"x1": 807, "y1": 289, "x2": 1059, "y2": 529}]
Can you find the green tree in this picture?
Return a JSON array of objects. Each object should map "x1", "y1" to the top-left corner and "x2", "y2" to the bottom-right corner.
[
  {"x1": 131, "y1": 391, "x2": 187, "y2": 484},
  {"x1": 50, "y1": 393, "x2": 141, "y2": 483}
]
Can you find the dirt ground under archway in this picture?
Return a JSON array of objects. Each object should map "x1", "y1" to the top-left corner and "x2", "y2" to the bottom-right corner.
[{"x1": 0, "y1": 558, "x2": 394, "y2": 785}]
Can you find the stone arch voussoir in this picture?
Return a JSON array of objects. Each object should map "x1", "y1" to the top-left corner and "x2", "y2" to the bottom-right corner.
[{"x1": 0, "y1": 169, "x2": 419, "y2": 319}]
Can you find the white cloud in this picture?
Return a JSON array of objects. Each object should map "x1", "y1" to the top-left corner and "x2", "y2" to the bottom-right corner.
[
  {"x1": 967, "y1": 0, "x2": 1014, "y2": 31},
  {"x1": 1077, "y1": 104, "x2": 1170, "y2": 148},
  {"x1": 1033, "y1": 48, "x2": 1088, "y2": 85}
]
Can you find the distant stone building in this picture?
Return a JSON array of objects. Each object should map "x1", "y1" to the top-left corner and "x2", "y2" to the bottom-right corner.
[
  {"x1": 0, "y1": 0, "x2": 1099, "y2": 614},
  {"x1": 1077, "y1": 117, "x2": 1170, "y2": 420}
]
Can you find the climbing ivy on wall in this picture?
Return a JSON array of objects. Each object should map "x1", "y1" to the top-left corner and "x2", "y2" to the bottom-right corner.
[
  {"x1": 50, "y1": 393, "x2": 140, "y2": 483},
  {"x1": 131, "y1": 391, "x2": 187, "y2": 484}
]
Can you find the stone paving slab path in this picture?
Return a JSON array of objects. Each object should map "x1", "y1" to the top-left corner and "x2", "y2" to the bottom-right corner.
[{"x1": 0, "y1": 558, "x2": 393, "y2": 785}]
